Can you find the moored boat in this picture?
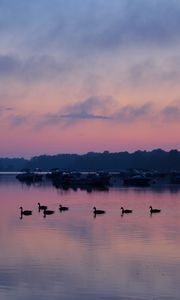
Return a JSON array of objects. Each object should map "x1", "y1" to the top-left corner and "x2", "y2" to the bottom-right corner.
[
  {"x1": 123, "y1": 175, "x2": 150, "y2": 187},
  {"x1": 16, "y1": 172, "x2": 43, "y2": 183}
]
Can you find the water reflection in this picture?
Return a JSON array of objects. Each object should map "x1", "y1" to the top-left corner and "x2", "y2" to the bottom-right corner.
[{"x1": 0, "y1": 175, "x2": 180, "y2": 299}]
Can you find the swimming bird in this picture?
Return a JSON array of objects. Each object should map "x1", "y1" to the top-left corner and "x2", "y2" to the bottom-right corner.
[
  {"x1": 93, "y1": 207, "x2": 105, "y2": 214},
  {"x1": 38, "y1": 202, "x2": 48, "y2": 211},
  {"x1": 59, "y1": 204, "x2": 69, "y2": 211},
  {"x1": 149, "y1": 206, "x2": 161, "y2": 213},
  {"x1": 43, "y1": 208, "x2": 54, "y2": 217},
  {"x1": 121, "y1": 207, "x2": 133, "y2": 214},
  {"x1": 19, "y1": 207, "x2": 32, "y2": 216}
]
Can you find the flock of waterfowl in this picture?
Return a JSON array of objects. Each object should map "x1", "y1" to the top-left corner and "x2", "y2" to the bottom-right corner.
[
  {"x1": 19, "y1": 203, "x2": 69, "y2": 219},
  {"x1": 93, "y1": 206, "x2": 161, "y2": 215},
  {"x1": 19, "y1": 203, "x2": 161, "y2": 218}
]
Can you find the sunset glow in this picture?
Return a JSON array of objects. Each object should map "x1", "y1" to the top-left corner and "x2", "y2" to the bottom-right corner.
[{"x1": 0, "y1": 0, "x2": 180, "y2": 157}]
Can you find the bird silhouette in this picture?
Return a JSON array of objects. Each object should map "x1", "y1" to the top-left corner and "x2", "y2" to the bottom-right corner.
[
  {"x1": 93, "y1": 207, "x2": 105, "y2": 214},
  {"x1": 38, "y1": 203, "x2": 48, "y2": 211},
  {"x1": 59, "y1": 204, "x2": 69, "y2": 212},
  {"x1": 149, "y1": 206, "x2": 161, "y2": 213},
  {"x1": 19, "y1": 207, "x2": 32, "y2": 219},
  {"x1": 43, "y1": 208, "x2": 54, "y2": 218},
  {"x1": 120, "y1": 207, "x2": 133, "y2": 214}
]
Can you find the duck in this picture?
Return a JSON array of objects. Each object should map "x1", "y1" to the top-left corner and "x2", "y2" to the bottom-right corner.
[
  {"x1": 121, "y1": 207, "x2": 133, "y2": 214},
  {"x1": 93, "y1": 207, "x2": 105, "y2": 214},
  {"x1": 59, "y1": 204, "x2": 69, "y2": 211},
  {"x1": 38, "y1": 202, "x2": 48, "y2": 211},
  {"x1": 43, "y1": 208, "x2": 55, "y2": 217},
  {"x1": 19, "y1": 207, "x2": 32, "y2": 216},
  {"x1": 149, "y1": 206, "x2": 161, "y2": 213}
]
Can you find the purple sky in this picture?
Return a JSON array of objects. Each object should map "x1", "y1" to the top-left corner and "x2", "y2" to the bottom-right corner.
[{"x1": 0, "y1": 0, "x2": 180, "y2": 157}]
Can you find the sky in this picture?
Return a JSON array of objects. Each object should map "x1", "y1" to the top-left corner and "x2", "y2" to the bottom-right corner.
[{"x1": 0, "y1": 0, "x2": 180, "y2": 157}]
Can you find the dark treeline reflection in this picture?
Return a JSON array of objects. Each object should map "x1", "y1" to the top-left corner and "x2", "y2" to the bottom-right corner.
[{"x1": 14, "y1": 178, "x2": 180, "y2": 195}]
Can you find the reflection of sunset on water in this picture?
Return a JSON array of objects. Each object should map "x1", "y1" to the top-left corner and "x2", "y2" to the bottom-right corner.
[{"x1": 0, "y1": 176, "x2": 180, "y2": 299}]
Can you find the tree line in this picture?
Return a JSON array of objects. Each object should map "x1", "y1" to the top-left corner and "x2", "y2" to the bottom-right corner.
[{"x1": 0, "y1": 149, "x2": 179, "y2": 172}]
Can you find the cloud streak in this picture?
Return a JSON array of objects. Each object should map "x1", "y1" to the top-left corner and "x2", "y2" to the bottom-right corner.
[
  {"x1": 161, "y1": 103, "x2": 180, "y2": 121},
  {"x1": 1, "y1": 97, "x2": 180, "y2": 134},
  {"x1": 114, "y1": 103, "x2": 153, "y2": 122},
  {"x1": 0, "y1": 0, "x2": 180, "y2": 155},
  {"x1": 39, "y1": 97, "x2": 112, "y2": 127},
  {"x1": 1, "y1": 0, "x2": 180, "y2": 88},
  {"x1": 0, "y1": 54, "x2": 70, "y2": 82},
  {"x1": 38, "y1": 97, "x2": 180, "y2": 127},
  {"x1": 2, "y1": 1, "x2": 180, "y2": 54},
  {"x1": 29, "y1": 0, "x2": 180, "y2": 52}
]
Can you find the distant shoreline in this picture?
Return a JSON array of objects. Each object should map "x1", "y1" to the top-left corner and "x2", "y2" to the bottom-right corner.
[{"x1": 0, "y1": 149, "x2": 180, "y2": 172}]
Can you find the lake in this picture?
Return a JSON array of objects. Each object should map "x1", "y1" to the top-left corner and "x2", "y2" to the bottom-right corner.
[{"x1": 0, "y1": 174, "x2": 180, "y2": 300}]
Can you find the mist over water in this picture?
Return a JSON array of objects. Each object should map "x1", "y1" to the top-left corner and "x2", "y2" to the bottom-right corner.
[{"x1": 0, "y1": 175, "x2": 180, "y2": 300}]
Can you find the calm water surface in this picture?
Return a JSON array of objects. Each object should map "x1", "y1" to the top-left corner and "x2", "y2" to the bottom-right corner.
[{"x1": 0, "y1": 175, "x2": 180, "y2": 300}]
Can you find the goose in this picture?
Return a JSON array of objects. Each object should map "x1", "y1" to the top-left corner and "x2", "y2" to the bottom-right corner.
[
  {"x1": 121, "y1": 207, "x2": 133, "y2": 214},
  {"x1": 19, "y1": 207, "x2": 32, "y2": 216},
  {"x1": 38, "y1": 202, "x2": 48, "y2": 211},
  {"x1": 93, "y1": 207, "x2": 105, "y2": 214},
  {"x1": 59, "y1": 204, "x2": 69, "y2": 211},
  {"x1": 149, "y1": 206, "x2": 161, "y2": 213},
  {"x1": 43, "y1": 208, "x2": 54, "y2": 217}
]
